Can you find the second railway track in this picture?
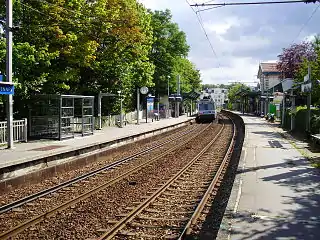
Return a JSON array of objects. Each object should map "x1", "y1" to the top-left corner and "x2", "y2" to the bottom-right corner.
[
  {"x1": 97, "y1": 115, "x2": 235, "y2": 239},
  {"x1": 0, "y1": 123, "x2": 202, "y2": 214},
  {"x1": 0, "y1": 120, "x2": 219, "y2": 239}
]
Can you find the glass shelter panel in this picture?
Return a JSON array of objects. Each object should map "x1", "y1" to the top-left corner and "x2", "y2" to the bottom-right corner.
[
  {"x1": 29, "y1": 94, "x2": 94, "y2": 140},
  {"x1": 60, "y1": 96, "x2": 75, "y2": 140}
]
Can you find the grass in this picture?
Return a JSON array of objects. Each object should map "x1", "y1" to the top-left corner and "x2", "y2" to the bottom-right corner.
[{"x1": 279, "y1": 132, "x2": 320, "y2": 169}]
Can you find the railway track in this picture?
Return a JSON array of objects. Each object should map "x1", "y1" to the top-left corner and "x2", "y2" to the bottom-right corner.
[
  {"x1": 0, "y1": 122, "x2": 216, "y2": 239},
  {"x1": 96, "y1": 115, "x2": 235, "y2": 239},
  {"x1": 0, "y1": 123, "x2": 202, "y2": 215}
]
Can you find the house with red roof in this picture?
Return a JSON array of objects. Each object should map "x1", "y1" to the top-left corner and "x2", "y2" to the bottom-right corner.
[{"x1": 257, "y1": 62, "x2": 282, "y2": 94}]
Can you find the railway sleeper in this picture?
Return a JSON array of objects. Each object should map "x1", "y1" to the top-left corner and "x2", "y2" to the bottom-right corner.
[
  {"x1": 118, "y1": 231, "x2": 178, "y2": 239},
  {"x1": 129, "y1": 222, "x2": 184, "y2": 230},
  {"x1": 157, "y1": 197, "x2": 199, "y2": 203},
  {"x1": 137, "y1": 215, "x2": 189, "y2": 222},
  {"x1": 151, "y1": 203, "x2": 195, "y2": 208},
  {"x1": 143, "y1": 208, "x2": 193, "y2": 215},
  {"x1": 166, "y1": 187, "x2": 205, "y2": 192},
  {"x1": 171, "y1": 183, "x2": 209, "y2": 188}
]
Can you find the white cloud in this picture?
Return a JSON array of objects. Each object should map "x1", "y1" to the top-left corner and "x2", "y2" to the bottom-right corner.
[
  {"x1": 138, "y1": 0, "x2": 320, "y2": 85},
  {"x1": 203, "y1": 16, "x2": 246, "y2": 35},
  {"x1": 200, "y1": 57, "x2": 258, "y2": 85},
  {"x1": 304, "y1": 33, "x2": 317, "y2": 42}
]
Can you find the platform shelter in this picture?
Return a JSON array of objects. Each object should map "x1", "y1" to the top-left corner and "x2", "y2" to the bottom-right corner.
[{"x1": 29, "y1": 94, "x2": 94, "y2": 140}]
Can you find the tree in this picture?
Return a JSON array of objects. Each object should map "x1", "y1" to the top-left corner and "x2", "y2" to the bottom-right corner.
[
  {"x1": 227, "y1": 83, "x2": 250, "y2": 105},
  {"x1": 0, "y1": 1, "x2": 198, "y2": 118},
  {"x1": 295, "y1": 36, "x2": 320, "y2": 106},
  {"x1": 149, "y1": 9, "x2": 190, "y2": 97},
  {"x1": 277, "y1": 41, "x2": 316, "y2": 79},
  {"x1": 0, "y1": 0, "x2": 156, "y2": 115},
  {"x1": 202, "y1": 84, "x2": 217, "y2": 90},
  {"x1": 304, "y1": 0, "x2": 320, "y2": 3},
  {"x1": 171, "y1": 57, "x2": 201, "y2": 93}
]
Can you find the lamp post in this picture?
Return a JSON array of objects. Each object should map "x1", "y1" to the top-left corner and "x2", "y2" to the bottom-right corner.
[
  {"x1": 117, "y1": 90, "x2": 123, "y2": 128},
  {"x1": 6, "y1": 0, "x2": 14, "y2": 148},
  {"x1": 167, "y1": 76, "x2": 170, "y2": 118}
]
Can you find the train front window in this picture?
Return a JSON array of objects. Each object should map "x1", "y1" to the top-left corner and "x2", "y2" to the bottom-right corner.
[{"x1": 199, "y1": 104, "x2": 214, "y2": 111}]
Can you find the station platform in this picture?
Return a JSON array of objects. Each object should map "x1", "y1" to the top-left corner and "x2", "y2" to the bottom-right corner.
[
  {"x1": 218, "y1": 113, "x2": 320, "y2": 240},
  {"x1": 0, "y1": 115, "x2": 193, "y2": 171}
]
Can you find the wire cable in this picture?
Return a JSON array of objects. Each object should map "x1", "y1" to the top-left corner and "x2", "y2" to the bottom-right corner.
[
  {"x1": 291, "y1": 3, "x2": 320, "y2": 44},
  {"x1": 186, "y1": 0, "x2": 221, "y2": 67},
  {"x1": 191, "y1": 0, "x2": 308, "y2": 8}
]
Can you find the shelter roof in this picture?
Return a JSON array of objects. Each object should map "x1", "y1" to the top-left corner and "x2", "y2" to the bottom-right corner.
[{"x1": 182, "y1": 90, "x2": 200, "y2": 100}]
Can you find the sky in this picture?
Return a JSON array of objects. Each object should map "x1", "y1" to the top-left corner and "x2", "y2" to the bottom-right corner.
[{"x1": 138, "y1": 0, "x2": 320, "y2": 86}]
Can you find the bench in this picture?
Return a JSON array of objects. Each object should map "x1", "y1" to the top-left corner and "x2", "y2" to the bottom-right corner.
[{"x1": 310, "y1": 134, "x2": 320, "y2": 148}]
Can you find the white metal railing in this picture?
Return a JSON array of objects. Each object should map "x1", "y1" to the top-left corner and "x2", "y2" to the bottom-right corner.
[{"x1": 0, "y1": 119, "x2": 28, "y2": 144}]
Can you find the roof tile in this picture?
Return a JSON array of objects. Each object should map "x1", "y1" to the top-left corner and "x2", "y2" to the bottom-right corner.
[{"x1": 260, "y1": 63, "x2": 279, "y2": 73}]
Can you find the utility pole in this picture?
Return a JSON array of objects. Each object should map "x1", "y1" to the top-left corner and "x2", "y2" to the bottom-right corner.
[
  {"x1": 167, "y1": 76, "x2": 170, "y2": 118},
  {"x1": 291, "y1": 89, "x2": 295, "y2": 131},
  {"x1": 136, "y1": 87, "x2": 140, "y2": 125},
  {"x1": 176, "y1": 75, "x2": 181, "y2": 118},
  {"x1": 6, "y1": 0, "x2": 14, "y2": 148},
  {"x1": 167, "y1": 77, "x2": 170, "y2": 97},
  {"x1": 306, "y1": 64, "x2": 311, "y2": 132},
  {"x1": 117, "y1": 90, "x2": 123, "y2": 128}
]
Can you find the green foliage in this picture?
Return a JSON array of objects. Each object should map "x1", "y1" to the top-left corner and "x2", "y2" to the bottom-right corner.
[
  {"x1": 289, "y1": 105, "x2": 307, "y2": 116},
  {"x1": 0, "y1": 1, "x2": 201, "y2": 117},
  {"x1": 149, "y1": 9, "x2": 198, "y2": 96},
  {"x1": 295, "y1": 36, "x2": 320, "y2": 106},
  {"x1": 171, "y1": 57, "x2": 201, "y2": 93},
  {"x1": 227, "y1": 83, "x2": 250, "y2": 104}
]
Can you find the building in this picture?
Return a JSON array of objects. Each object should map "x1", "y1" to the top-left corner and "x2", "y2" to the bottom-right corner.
[
  {"x1": 257, "y1": 62, "x2": 282, "y2": 94},
  {"x1": 200, "y1": 88, "x2": 228, "y2": 108},
  {"x1": 257, "y1": 62, "x2": 282, "y2": 115}
]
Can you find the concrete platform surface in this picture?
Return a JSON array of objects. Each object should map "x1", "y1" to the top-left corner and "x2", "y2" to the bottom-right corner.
[
  {"x1": 0, "y1": 116, "x2": 193, "y2": 169},
  {"x1": 218, "y1": 114, "x2": 320, "y2": 240}
]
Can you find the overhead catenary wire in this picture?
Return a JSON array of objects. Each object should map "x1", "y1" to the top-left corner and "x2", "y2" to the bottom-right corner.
[
  {"x1": 186, "y1": 0, "x2": 221, "y2": 68},
  {"x1": 291, "y1": 3, "x2": 320, "y2": 44},
  {"x1": 191, "y1": 0, "x2": 309, "y2": 8}
]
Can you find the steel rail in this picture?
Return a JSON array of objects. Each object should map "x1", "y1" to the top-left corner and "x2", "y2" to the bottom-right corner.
[
  {"x1": 178, "y1": 117, "x2": 236, "y2": 239},
  {"x1": 98, "y1": 120, "x2": 226, "y2": 240},
  {"x1": 0, "y1": 123, "x2": 213, "y2": 240},
  {"x1": 0, "y1": 124, "x2": 201, "y2": 214}
]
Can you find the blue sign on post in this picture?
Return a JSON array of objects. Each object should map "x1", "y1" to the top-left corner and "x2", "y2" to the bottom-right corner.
[
  {"x1": 147, "y1": 97, "x2": 154, "y2": 111},
  {"x1": 0, "y1": 82, "x2": 15, "y2": 95}
]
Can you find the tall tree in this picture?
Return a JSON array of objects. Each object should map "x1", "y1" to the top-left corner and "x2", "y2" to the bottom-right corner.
[
  {"x1": 227, "y1": 83, "x2": 250, "y2": 105},
  {"x1": 0, "y1": 0, "x2": 155, "y2": 115},
  {"x1": 295, "y1": 36, "x2": 320, "y2": 105},
  {"x1": 149, "y1": 9, "x2": 190, "y2": 96},
  {"x1": 277, "y1": 41, "x2": 316, "y2": 79},
  {"x1": 171, "y1": 57, "x2": 201, "y2": 93}
]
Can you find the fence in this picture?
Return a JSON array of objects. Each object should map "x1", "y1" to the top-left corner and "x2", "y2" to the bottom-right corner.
[{"x1": 0, "y1": 119, "x2": 28, "y2": 144}]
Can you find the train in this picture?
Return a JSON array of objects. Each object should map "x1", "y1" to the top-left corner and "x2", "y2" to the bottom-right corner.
[{"x1": 196, "y1": 96, "x2": 217, "y2": 123}]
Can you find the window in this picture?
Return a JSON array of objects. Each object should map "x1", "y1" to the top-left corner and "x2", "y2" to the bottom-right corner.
[{"x1": 199, "y1": 103, "x2": 215, "y2": 111}]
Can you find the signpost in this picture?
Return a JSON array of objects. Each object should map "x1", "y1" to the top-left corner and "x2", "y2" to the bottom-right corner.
[
  {"x1": 146, "y1": 94, "x2": 154, "y2": 123},
  {"x1": 137, "y1": 87, "x2": 148, "y2": 125},
  {"x1": 300, "y1": 64, "x2": 312, "y2": 132},
  {"x1": 6, "y1": 0, "x2": 14, "y2": 148},
  {"x1": 0, "y1": 82, "x2": 15, "y2": 95}
]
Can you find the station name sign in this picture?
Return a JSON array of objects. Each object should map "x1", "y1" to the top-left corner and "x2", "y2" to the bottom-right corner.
[{"x1": 0, "y1": 82, "x2": 15, "y2": 95}]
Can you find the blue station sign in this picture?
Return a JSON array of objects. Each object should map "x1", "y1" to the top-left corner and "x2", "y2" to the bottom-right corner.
[{"x1": 0, "y1": 82, "x2": 15, "y2": 95}]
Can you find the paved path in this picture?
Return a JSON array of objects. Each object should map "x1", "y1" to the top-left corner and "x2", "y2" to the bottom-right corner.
[
  {"x1": 0, "y1": 116, "x2": 193, "y2": 169},
  {"x1": 218, "y1": 114, "x2": 320, "y2": 240}
]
